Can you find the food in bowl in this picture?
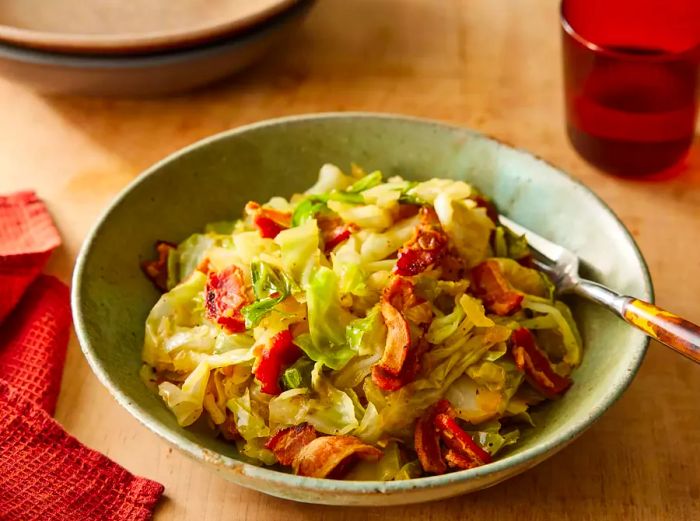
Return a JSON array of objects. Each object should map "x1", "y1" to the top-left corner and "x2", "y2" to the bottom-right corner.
[{"x1": 140, "y1": 164, "x2": 582, "y2": 480}]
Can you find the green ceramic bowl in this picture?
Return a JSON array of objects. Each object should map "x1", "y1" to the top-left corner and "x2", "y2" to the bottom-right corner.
[{"x1": 72, "y1": 113, "x2": 652, "y2": 505}]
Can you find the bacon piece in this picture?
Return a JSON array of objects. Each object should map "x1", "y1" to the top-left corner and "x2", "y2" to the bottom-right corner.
[
  {"x1": 402, "y1": 338, "x2": 430, "y2": 381},
  {"x1": 395, "y1": 246, "x2": 443, "y2": 277},
  {"x1": 516, "y1": 255, "x2": 535, "y2": 269},
  {"x1": 471, "y1": 195, "x2": 499, "y2": 224},
  {"x1": 196, "y1": 257, "x2": 212, "y2": 275},
  {"x1": 414, "y1": 403, "x2": 447, "y2": 474},
  {"x1": 373, "y1": 337, "x2": 431, "y2": 391},
  {"x1": 371, "y1": 365, "x2": 404, "y2": 392},
  {"x1": 324, "y1": 226, "x2": 352, "y2": 252},
  {"x1": 245, "y1": 201, "x2": 292, "y2": 239},
  {"x1": 265, "y1": 424, "x2": 318, "y2": 465},
  {"x1": 205, "y1": 266, "x2": 250, "y2": 333},
  {"x1": 373, "y1": 277, "x2": 432, "y2": 391},
  {"x1": 434, "y1": 413, "x2": 492, "y2": 466},
  {"x1": 444, "y1": 449, "x2": 479, "y2": 470},
  {"x1": 292, "y1": 435, "x2": 382, "y2": 478},
  {"x1": 395, "y1": 206, "x2": 448, "y2": 276},
  {"x1": 511, "y1": 327, "x2": 572, "y2": 398},
  {"x1": 439, "y1": 248, "x2": 468, "y2": 281},
  {"x1": 470, "y1": 260, "x2": 524, "y2": 315},
  {"x1": 317, "y1": 214, "x2": 358, "y2": 253},
  {"x1": 372, "y1": 299, "x2": 431, "y2": 391},
  {"x1": 396, "y1": 203, "x2": 421, "y2": 221},
  {"x1": 377, "y1": 301, "x2": 411, "y2": 376},
  {"x1": 382, "y1": 276, "x2": 421, "y2": 312},
  {"x1": 416, "y1": 400, "x2": 492, "y2": 472},
  {"x1": 433, "y1": 398, "x2": 456, "y2": 417},
  {"x1": 254, "y1": 328, "x2": 301, "y2": 395},
  {"x1": 219, "y1": 412, "x2": 240, "y2": 441},
  {"x1": 371, "y1": 339, "x2": 424, "y2": 390},
  {"x1": 141, "y1": 240, "x2": 176, "y2": 291}
]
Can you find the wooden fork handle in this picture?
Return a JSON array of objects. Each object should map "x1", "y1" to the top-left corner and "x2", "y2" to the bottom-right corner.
[{"x1": 622, "y1": 299, "x2": 700, "y2": 364}]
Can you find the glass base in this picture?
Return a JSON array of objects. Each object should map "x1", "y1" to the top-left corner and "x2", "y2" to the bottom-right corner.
[{"x1": 567, "y1": 124, "x2": 692, "y2": 177}]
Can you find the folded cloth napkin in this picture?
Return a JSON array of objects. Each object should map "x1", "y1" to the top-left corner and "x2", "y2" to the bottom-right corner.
[{"x1": 0, "y1": 192, "x2": 164, "y2": 521}]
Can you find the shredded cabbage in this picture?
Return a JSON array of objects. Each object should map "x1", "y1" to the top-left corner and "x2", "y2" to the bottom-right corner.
[
  {"x1": 470, "y1": 421, "x2": 520, "y2": 456},
  {"x1": 494, "y1": 258, "x2": 551, "y2": 298},
  {"x1": 327, "y1": 201, "x2": 393, "y2": 230},
  {"x1": 268, "y1": 363, "x2": 359, "y2": 435},
  {"x1": 332, "y1": 237, "x2": 368, "y2": 296},
  {"x1": 294, "y1": 267, "x2": 356, "y2": 369},
  {"x1": 460, "y1": 294, "x2": 495, "y2": 327},
  {"x1": 142, "y1": 164, "x2": 584, "y2": 479},
  {"x1": 305, "y1": 164, "x2": 355, "y2": 194},
  {"x1": 158, "y1": 360, "x2": 211, "y2": 426},
  {"x1": 434, "y1": 193, "x2": 494, "y2": 267},
  {"x1": 407, "y1": 178, "x2": 472, "y2": 204},
  {"x1": 345, "y1": 440, "x2": 401, "y2": 480},
  {"x1": 522, "y1": 295, "x2": 582, "y2": 366},
  {"x1": 274, "y1": 219, "x2": 320, "y2": 289},
  {"x1": 143, "y1": 271, "x2": 207, "y2": 370},
  {"x1": 426, "y1": 304, "x2": 465, "y2": 344},
  {"x1": 175, "y1": 234, "x2": 215, "y2": 283}
]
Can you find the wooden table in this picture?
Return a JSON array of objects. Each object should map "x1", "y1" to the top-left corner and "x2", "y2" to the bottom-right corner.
[{"x1": 1, "y1": 0, "x2": 699, "y2": 519}]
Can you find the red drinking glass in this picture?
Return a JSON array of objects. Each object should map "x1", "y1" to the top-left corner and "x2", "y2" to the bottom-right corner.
[{"x1": 561, "y1": 0, "x2": 700, "y2": 176}]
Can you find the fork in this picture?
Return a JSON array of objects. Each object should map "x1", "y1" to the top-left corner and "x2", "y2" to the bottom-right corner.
[{"x1": 500, "y1": 216, "x2": 700, "y2": 364}]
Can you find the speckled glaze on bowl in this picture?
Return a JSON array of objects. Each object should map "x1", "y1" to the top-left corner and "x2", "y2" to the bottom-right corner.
[{"x1": 72, "y1": 113, "x2": 652, "y2": 506}]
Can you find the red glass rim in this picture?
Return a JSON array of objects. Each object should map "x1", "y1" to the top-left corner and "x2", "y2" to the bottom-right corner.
[{"x1": 560, "y1": 0, "x2": 700, "y2": 60}]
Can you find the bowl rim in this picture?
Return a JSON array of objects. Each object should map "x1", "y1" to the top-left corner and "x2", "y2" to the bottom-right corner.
[
  {"x1": 0, "y1": 0, "x2": 299, "y2": 55},
  {"x1": 0, "y1": 0, "x2": 312, "y2": 69},
  {"x1": 72, "y1": 112, "x2": 653, "y2": 496}
]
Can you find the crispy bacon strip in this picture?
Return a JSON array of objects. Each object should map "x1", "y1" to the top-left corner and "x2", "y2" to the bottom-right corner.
[
  {"x1": 414, "y1": 403, "x2": 447, "y2": 475},
  {"x1": 245, "y1": 201, "x2": 292, "y2": 239},
  {"x1": 265, "y1": 424, "x2": 318, "y2": 465},
  {"x1": 196, "y1": 257, "x2": 212, "y2": 275},
  {"x1": 471, "y1": 195, "x2": 499, "y2": 224},
  {"x1": 444, "y1": 449, "x2": 479, "y2": 470},
  {"x1": 372, "y1": 337, "x2": 430, "y2": 391},
  {"x1": 373, "y1": 277, "x2": 432, "y2": 391},
  {"x1": 370, "y1": 365, "x2": 403, "y2": 392},
  {"x1": 141, "y1": 240, "x2": 176, "y2": 291},
  {"x1": 292, "y1": 436, "x2": 382, "y2": 478},
  {"x1": 402, "y1": 338, "x2": 430, "y2": 381},
  {"x1": 439, "y1": 248, "x2": 468, "y2": 282},
  {"x1": 317, "y1": 214, "x2": 358, "y2": 253},
  {"x1": 219, "y1": 412, "x2": 240, "y2": 441},
  {"x1": 396, "y1": 203, "x2": 421, "y2": 221},
  {"x1": 434, "y1": 413, "x2": 492, "y2": 466},
  {"x1": 382, "y1": 276, "x2": 421, "y2": 312},
  {"x1": 511, "y1": 327, "x2": 572, "y2": 398},
  {"x1": 205, "y1": 265, "x2": 250, "y2": 333},
  {"x1": 254, "y1": 328, "x2": 301, "y2": 395},
  {"x1": 470, "y1": 260, "x2": 524, "y2": 315},
  {"x1": 416, "y1": 399, "x2": 491, "y2": 473},
  {"x1": 377, "y1": 301, "x2": 411, "y2": 376},
  {"x1": 395, "y1": 206, "x2": 448, "y2": 276},
  {"x1": 324, "y1": 227, "x2": 352, "y2": 252},
  {"x1": 517, "y1": 255, "x2": 535, "y2": 269}
]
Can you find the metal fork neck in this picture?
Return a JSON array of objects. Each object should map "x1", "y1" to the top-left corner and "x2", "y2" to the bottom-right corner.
[{"x1": 570, "y1": 278, "x2": 629, "y2": 315}]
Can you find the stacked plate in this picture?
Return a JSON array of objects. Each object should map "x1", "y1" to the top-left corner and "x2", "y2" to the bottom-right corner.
[{"x1": 0, "y1": 0, "x2": 315, "y2": 96}]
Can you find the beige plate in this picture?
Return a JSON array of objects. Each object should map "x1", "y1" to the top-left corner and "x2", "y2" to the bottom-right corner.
[
  {"x1": 0, "y1": 0, "x2": 298, "y2": 55},
  {"x1": 0, "y1": 0, "x2": 313, "y2": 96}
]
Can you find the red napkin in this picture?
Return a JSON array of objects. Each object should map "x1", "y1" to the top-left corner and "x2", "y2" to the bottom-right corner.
[{"x1": 0, "y1": 192, "x2": 164, "y2": 521}]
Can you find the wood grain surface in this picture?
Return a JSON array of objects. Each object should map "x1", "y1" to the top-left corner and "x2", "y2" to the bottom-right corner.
[{"x1": 1, "y1": 0, "x2": 699, "y2": 519}]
